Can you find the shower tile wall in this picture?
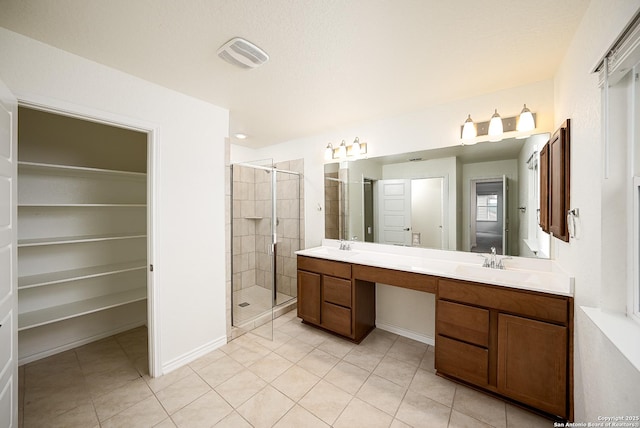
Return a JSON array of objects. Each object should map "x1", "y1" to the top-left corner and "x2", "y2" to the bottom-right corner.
[{"x1": 232, "y1": 165, "x2": 258, "y2": 292}]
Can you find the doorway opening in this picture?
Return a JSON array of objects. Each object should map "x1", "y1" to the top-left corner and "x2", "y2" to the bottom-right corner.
[
  {"x1": 16, "y1": 103, "x2": 156, "y2": 375},
  {"x1": 470, "y1": 177, "x2": 507, "y2": 255}
]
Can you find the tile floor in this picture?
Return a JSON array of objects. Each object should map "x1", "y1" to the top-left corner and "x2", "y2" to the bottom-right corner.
[{"x1": 19, "y1": 311, "x2": 556, "y2": 427}]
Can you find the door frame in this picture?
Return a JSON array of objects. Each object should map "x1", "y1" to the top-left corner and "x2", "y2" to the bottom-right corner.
[
  {"x1": 469, "y1": 176, "x2": 506, "y2": 255},
  {"x1": 16, "y1": 93, "x2": 161, "y2": 377}
]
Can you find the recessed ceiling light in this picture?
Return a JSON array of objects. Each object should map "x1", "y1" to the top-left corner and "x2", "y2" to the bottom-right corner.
[{"x1": 234, "y1": 133, "x2": 248, "y2": 140}]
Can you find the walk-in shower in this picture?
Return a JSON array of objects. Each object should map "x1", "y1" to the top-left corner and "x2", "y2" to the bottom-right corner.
[{"x1": 230, "y1": 160, "x2": 303, "y2": 336}]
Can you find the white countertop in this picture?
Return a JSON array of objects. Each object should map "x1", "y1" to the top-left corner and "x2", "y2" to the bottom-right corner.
[{"x1": 296, "y1": 239, "x2": 574, "y2": 297}]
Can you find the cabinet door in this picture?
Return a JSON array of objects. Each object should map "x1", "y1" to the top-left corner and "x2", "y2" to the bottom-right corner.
[
  {"x1": 497, "y1": 314, "x2": 567, "y2": 418},
  {"x1": 549, "y1": 120, "x2": 570, "y2": 242},
  {"x1": 539, "y1": 143, "x2": 549, "y2": 233},
  {"x1": 297, "y1": 270, "x2": 321, "y2": 324}
]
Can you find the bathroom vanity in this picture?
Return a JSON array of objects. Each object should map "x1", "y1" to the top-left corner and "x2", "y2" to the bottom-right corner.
[{"x1": 296, "y1": 241, "x2": 574, "y2": 421}]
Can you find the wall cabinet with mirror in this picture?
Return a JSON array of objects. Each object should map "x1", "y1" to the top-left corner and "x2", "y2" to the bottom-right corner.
[
  {"x1": 540, "y1": 120, "x2": 571, "y2": 242},
  {"x1": 324, "y1": 133, "x2": 552, "y2": 259}
]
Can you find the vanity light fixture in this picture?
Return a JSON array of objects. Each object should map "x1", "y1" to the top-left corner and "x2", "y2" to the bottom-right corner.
[
  {"x1": 324, "y1": 137, "x2": 368, "y2": 161},
  {"x1": 488, "y1": 109, "x2": 504, "y2": 141},
  {"x1": 460, "y1": 105, "x2": 536, "y2": 144}
]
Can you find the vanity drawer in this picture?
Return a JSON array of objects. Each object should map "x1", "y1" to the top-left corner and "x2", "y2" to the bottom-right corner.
[
  {"x1": 323, "y1": 276, "x2": 352, "y2": 308},
  {"x1": 436, "y1": 334, "x2": 488, "y2": 387},
  {"x1": 437, "y1": 300, "x2": 489, "y2": 347},
  {"x1": 298, "y1": 255, "x2": 351, "y2": 279},
  {"x1": 438, "y1": 279, "x2": 568, "y2": 324},
  {"x1": 321, "y1": 302, "x2": 352, "y2": 337}
]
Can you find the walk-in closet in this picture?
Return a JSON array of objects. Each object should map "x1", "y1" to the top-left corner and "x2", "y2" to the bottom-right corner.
[{"x1": 17, "y1": 106, "x2": 149, "y2": 365}]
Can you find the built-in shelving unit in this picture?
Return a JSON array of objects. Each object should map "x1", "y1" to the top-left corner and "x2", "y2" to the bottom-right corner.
[{"x1": 17, "y1": 106, "x2": 149, "y2": 364}]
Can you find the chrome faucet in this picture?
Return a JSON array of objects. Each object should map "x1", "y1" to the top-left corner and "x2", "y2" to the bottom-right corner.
[
  {"x1": 478, "y1": 247, "x2": 511, "y2": 269},
  {"x1": 339, "y1": 240, "x2": 352, "y2": 251}
]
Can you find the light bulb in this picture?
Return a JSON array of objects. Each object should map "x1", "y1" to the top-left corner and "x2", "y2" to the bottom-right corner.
[
  {"x1": 517, "y1": 104, "x2": 535, "y2": 133},
  {"x1": 461, "y1": 114, "x2": 477, "y2": 141},
  {"x1": 488, "y1": 109, "x2": 503, "y2": 141},
  {"x1": 336, "y1": 140, "x2": 347, "y2": 159},
  {"x1": 324, "y1": 143, "x2": 334, "y2": 161},
  {"x1": 351, "y1": 137, "x2": 361, "y2": 156}
]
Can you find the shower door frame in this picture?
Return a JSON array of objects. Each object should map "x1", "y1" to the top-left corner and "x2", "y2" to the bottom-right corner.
[{"x1": 231, "y1": 162, "x2": 302, "y2": 330}]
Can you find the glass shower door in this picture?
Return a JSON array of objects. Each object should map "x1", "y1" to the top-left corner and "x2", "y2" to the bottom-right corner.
[
  {"x1": 273, "y1": 168, "x2": 301, "y2": 308},
  {"x1": 231, "y1": 162, "x2": 302, "y2": 340}
]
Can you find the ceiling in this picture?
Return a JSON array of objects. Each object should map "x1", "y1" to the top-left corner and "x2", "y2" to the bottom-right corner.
[{"x1": 0, "y1": 0, "x2": 589, "y2": 148}]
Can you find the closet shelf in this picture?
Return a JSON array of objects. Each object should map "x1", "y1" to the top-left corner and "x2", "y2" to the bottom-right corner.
[
  {"x1": 18, "y1": 233, "x2": 147, "y2": 247},
  {"x1": 18, "y1": 161, "x2": 147, "y2": 178},
  {"x1": 18, "y1": 203, "x2": 146, "y2": 207},
  {"x1": 18, "y1": 288, "x2": 147, "y2": 331},
  {"x1": 243, "y1": 216, "x2": 263, "y2": 220},
  {"x1": 18, "y1": 260, "x2": 148, "y2": 290}
]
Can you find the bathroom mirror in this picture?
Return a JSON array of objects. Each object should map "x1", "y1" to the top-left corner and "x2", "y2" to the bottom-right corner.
[{"x1": 324, "y1": 133, "x2": 551, "y2": 258}]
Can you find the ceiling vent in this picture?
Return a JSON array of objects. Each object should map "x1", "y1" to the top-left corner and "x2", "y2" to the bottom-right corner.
[{"x1": 217, "y1": 37, "x2": 269, "y2": 69}]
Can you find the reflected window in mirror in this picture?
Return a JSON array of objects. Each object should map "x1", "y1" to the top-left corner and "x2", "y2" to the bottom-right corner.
[{"x1": 477, "y1": 194, "x2": 498, "y2": 221}]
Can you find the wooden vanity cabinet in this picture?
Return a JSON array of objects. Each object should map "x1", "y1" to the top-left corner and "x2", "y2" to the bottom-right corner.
[
  {"x1": 297, "y1": 255, "x2": 375, "y2": 342},
  {"x1": 436, "y1": 278, "x2": 573, "y2": 420}
]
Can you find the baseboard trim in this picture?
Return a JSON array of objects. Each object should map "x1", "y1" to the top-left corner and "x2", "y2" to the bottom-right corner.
[
  {"x1": 161, "y1": 335, "x2": 227, "y2": 375},
  {"x1": 376, "y1": 322, "x2": 435, "y2": 346},
  {"x1": 18, "y1": 320, "x2": 147, "y2": 366}
]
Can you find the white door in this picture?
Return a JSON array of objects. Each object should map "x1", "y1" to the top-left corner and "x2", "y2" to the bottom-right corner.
[
  {"x1": 0, "y1": 80, "x2": 18, "y2": 427},
  {"x1": 411, "y1": 177, "x2": 444, "y2": 249},
  {"x1": 377, "y1": 179, "x2": 412, "y2": 245}
]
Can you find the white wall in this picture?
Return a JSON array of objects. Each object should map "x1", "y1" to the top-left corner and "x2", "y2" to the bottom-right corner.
[
  {"x1": 552, "y1": 0, "x2": 640, "y2": 418},
  {"x1": 0, "y1": 28, "x2": 230, "y2": 373}
]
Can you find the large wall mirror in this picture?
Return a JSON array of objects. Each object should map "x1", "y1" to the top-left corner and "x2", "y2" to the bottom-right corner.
[{"x1": 324, "y1": 133, "x2": 551, "y2": 258}]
